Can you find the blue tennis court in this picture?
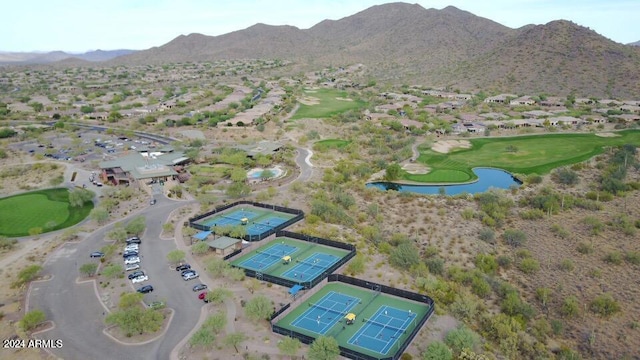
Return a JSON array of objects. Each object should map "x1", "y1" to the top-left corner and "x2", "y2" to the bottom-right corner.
[
  {"x1": 348, "y1": 305, "x2": 417, "y2": 355},
  {"x1": 291, "y1": 291, "x2": 361, "y2": 335},
  {"x1": 200, "y1": 209, "x2": 260, "y2": 227},
  {"x1": 281, "y1": 252, "x2": 339, "y2": 281},
  {"x1": 238, "y1": 243, "x2": 299, "y2": 271},
  {"x1": 244, "y1": 216, "x2": 290, "y2": 236}
]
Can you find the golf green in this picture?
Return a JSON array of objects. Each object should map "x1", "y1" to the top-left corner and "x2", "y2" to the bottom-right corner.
[
  {"x1": 0, "y1": 188, "x2": 93, "y2": 237},
  {"x1": 408, "y1": 130, "x2": 640, "y2": 183},
  {"x1": 291, "y1": 88, "x2": 366, "y2": 120}
]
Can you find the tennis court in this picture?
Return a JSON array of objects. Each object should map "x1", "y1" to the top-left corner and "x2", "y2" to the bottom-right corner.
[
  {"x1": 237, "y1": 243, "x2": 300, "y2": 271},
  {"x1": 230, "y1": 236, "x2": 352, "y2": 287},
  {"x1": 281, "y1": 252, "x2": 340, "y2": 281},
  {"x1": 274, "y1": 282, "x2": 432, "y2": 359},
  {"x1": 290, "y1": 291, "x2": 361, "y2": 335},
  {"x1": 347, "y1": 305, "x2": 417, "y2": 355},
  {"x1": 193, "y1": 204, "x2": 297, "y2": 236}
]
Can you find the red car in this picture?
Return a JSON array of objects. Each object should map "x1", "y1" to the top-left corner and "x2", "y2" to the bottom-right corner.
[{"x1": 198, "y1": 291, "x2": 210, "y2": 303}]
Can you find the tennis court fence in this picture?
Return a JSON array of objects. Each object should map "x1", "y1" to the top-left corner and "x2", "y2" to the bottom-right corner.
[
  {"x1": 188, "y1": 201, "x2": 304, "y2": 241},
  {"x1": 271, "y1": 274, "x2": 435, "y2": 360}
]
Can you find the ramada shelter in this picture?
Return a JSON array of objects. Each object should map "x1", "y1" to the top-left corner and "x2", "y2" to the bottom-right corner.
[{"x1": 98, "y1": 147, "x2": 189, "y2": 185}]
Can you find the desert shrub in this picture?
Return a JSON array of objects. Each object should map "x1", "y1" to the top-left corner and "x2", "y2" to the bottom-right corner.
[
  {"x1": 21, "y1": 310, "x2": 46, "y2": 331},
  {"x1": 471, "y1": 276, "x2": 491, "y2": 298},
  {"x1": 425, "y1": 257, "x2": 445, "y2": 276},
  {"x1": 478, "y1": 228, "x2": 495, "y2": 244},
  {"x1": 559, "y1": 259, "x2": 575, "y2": 272},
  {"x1": 550, "y1": 319, "x2": 564, "y2": 335},
  {"x1": 423, "y1": 341, "x2": 453, "y2": 360},
  {"x1": 625, "y1": 251, "x2": 640, "y2": 265},
  {"x1": 474, "y1": 254, "x2": 498, "y2": 275},
  {"x1": 518, "y1": 258, "x2": 540, "y2": 274},
  {"x1": 526, "y1": 174, "x2": 543, "y2": 184},
  {"x1": 561, "y1": 296, "x2": 580, "y2": 318},
  {"x1": 552, "y1": 167, "x2": 579, "y2": 185},
  {"x1": 577, "y1": 242, "x2": 594, "y2": 254},
  {"x1": 603, "y1": 251, "x2": 623, "y2": 265},
  {"x1": 520, "y1": 209, "x2": 545, "y2": 220},
  {"x1": 461, "y1": 208, "x2": 475, "y2": 220},
  {"x1": 444, "y1": 326, "x2": 479, "y2": 355},
  {"x1": 502, "y1": 229, "x2": 527, "y2": 247},
  {"x1": 501, "y1": 292, "x2": 535, "y2": 321},
  {"x1": 590, "y1": 293, "x2": 620, "y2": 318},
  {"x1": 583, "y1": 216, "x2": 604, "y2": 235},
  {"x1": 550, "y1": 224, "x2": 570, "y2": 239},
  {"x1": 585, "y1": 191, "x2": 614, "y2": 202},
  {"x1": 496, "y1": 255, "x2": 512, "y2": 269},
  {"x1": 389, "y1": 243, "x2": 421, "y2": 269},
  {"x1": 449, "y1": 294, "x2": 479, "y2": 323}
]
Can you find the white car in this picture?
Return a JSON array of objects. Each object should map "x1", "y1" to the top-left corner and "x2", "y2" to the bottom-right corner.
[
  {"x1": 124, "y1": 244, "x2": 139, "y2": 252},
  {"x1": 124, "y1": 256, "x2": 140, "y2": 265},
  {"x1": 182, "y1": 271, "x2": 199, "y2": 281},
  {"x1": 131, "y1": 275, "x2": 149, "y2": 284},
  {"x1": 125, "y1": 263, "x2": 140, "y2": 271}
]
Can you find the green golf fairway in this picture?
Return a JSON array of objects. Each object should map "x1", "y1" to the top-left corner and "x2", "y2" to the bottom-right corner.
[
  {"x1": 408, "y1": 131, "x2": 640, "y2": 183},
  {"x1": 0, "y1": 188, "x2": 93, "y2": 237}
]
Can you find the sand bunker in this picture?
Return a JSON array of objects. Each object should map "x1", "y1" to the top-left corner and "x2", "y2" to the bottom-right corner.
[
  {"x1": 595, "y1": 132, "x2": 620, "y2": 138},
  {"x1": 402, "y1": 163, "x2": 430, "y2": 175},
  {"x1": 299, "y1": 96, "x2": 320, "y2": 105},
  {"x1": 335, "y1": 97, "x2": 353, "y2": 102},
  {"x1": 431, "y1": 140, "x2": 472, "y2": 154}
]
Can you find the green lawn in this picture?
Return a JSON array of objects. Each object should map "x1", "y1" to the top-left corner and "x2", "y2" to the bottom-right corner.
[
  {"x1": 0, "y1": 188, "x2": 93, "y2": 237},
  {"x1": 291, "y1": 88, "x2": 366, "y2": 120},
  {"x1": 313, "y1": 139, "x2": 352, "y2": 151},
  {"x1": 407, "y1": 130, "x2": 640, "y2": 183}
]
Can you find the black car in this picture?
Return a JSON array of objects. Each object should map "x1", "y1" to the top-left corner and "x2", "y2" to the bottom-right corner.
[
  {"x1": 126, "y1": 238, "x2": 141, "y2": 245},
  {"x1": 123, "y1": 250, "x2": 139, "y2": 258},
  {"x1": 192, "y1": 283, "x2": 207, "y2": 292},
  {"x1": 128, "y1": 271, "x2": 145, "y2": 280},
  {"x1": 176, "y1": 264, "x2": 191, "y2": 272},
  {"x1": 90, "y1": 251, "x2": 105, "y2": 258},
  {"x1": 137, "y1": 285, "x2": 154, "y2": 294}
]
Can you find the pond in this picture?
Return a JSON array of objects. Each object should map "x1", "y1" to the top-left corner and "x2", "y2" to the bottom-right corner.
[
  {"x1": 367, "y1": 168, "x2": 522, "y2": 195},
  {"x1": 247, "y1": 166, "x2": 284, "y2": 180}
]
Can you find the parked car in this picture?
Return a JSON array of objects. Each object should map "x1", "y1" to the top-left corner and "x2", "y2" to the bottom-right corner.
[
  {"x1": 125, "y1": 263, "x2": 140, "y2": 271},
  {"x1": 124, "y1": 256, "x2": 140, "y2": 265},
  {"x1": 123, "y1": 250, "x2": 139, "y2": 258},
  {"x1": 192, "y1": 283, "x2": 207, "y2": 292},
  {"x1": 137, "y1": 285, "x2": 153, "y2": 294},
  {"x1": 128, "y1": 271, "x2": 145, "y2": 280},
  {"x1": 124, "y1": 244, "x2": 139, "y2": 252},
  {"x1": 126, "y1": 237, "x2": 141, "y2": 245},
  {"x1": 183, "y1": 271, "x2": 199, "y2": 281},
  {"x1": 131, "y1": 275, "x2": 149, "y2": 284},
  {"x1": 90, "y1": 251, "x2": 105, "y2": 258},
  {"x1": 176, "y1": 264, "x2": 191, "y2": 272},
  {"x1": 198, "y1": 291, "x2": 210, "y2": 303},
  {"x1": 150, "y1": 198, "x2": 156, "y2": 205},
  {"x1": 181, "y1": 269, "x2": 196, "y2": 276}
]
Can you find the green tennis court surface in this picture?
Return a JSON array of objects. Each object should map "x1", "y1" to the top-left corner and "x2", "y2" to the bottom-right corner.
[{"x1": 275, "y1": 282, "x2": 431, "y2": 358}]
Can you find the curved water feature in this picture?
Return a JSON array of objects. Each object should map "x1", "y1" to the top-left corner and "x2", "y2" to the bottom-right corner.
[
  {"x1": 247, "y1": 166, "x2": 284, "y2": 180},
  {"x1": 367, "y1": 168, "x2": 522, "y2": 195}
]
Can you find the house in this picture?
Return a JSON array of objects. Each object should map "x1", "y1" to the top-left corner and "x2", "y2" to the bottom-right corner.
[
  {"x1": 510, "y1": 96, "x2": 536, "y2": 106},
  {"x1": 235, "y1": 140, "x2": 283, "y2": 158},
  {"x1": 523, "y1": 110, "x2": 554, "y2": 118},
  {"x1": 479, "y1": 112, "x2": 509, "y2": 120},
  {"x1": 552, "y1": 116, "x2": 584, "y2": 126},
  {"x1": 484, "y1": 94, "x2": 517, "y2": 104},
  {"x1": 399, "y1": 119, "x2": 424, "y2": 130}
]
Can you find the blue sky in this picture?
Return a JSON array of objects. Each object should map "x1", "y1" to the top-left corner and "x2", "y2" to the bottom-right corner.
[{"x1": 3, "y1": 0, "x2": 638, "y2": 52}]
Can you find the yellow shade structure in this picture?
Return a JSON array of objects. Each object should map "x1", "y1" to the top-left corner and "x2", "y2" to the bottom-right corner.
[
  {"x1": 241, "y1": 217, "x2": 249, "y2": 225},
  {"x1": 282, "y1": 255, "x2": 292, "y2": 264},
  {"x1": 345, "y1": 313, "x2": 356, "y2": 324}
]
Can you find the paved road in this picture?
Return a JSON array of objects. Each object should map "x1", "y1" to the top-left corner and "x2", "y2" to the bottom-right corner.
[
  {"x1": 27, "y1": 137, "x2": 315, "y2": 359},
  {"x1": 28, "y1": 196, "x2": 203, "y2": 360}
]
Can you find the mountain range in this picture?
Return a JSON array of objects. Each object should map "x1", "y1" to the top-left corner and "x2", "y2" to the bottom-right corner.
[
  {"x1": 0, "y1": 49, "x2": 136, "y2": 65},
  {"x1": 6, "y1": 2, "x2": 640, "y2": 98}
]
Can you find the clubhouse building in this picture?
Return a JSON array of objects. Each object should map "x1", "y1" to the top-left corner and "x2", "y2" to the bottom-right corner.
[{"x1": 98, "y1": 147, "x2": 190, "y2": 186}]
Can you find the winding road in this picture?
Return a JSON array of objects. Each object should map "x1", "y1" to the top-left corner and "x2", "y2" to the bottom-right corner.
[{"x1": 25, "y1": 140, "x2": 315, "y2": 359}]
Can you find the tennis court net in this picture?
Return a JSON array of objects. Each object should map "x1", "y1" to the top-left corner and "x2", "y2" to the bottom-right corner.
[
  {"x1": 363, "y1": 318, "x2": 408, "y2": 334},
  {"x1": 252, "y1": 219, "x2": 283, "y2": 229},
  {"x1": 218, "y1": 214, "x2": 248, "y2": 222},
  {"x1": 298, "y1": 258, "x2": 329, "y2": 269},
  {"x1": 256, "y1": 250, "x2": 282, "y2": 260},
  {"x1": 309, "y1": 302, "x2": 349, "y2": 317}
]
